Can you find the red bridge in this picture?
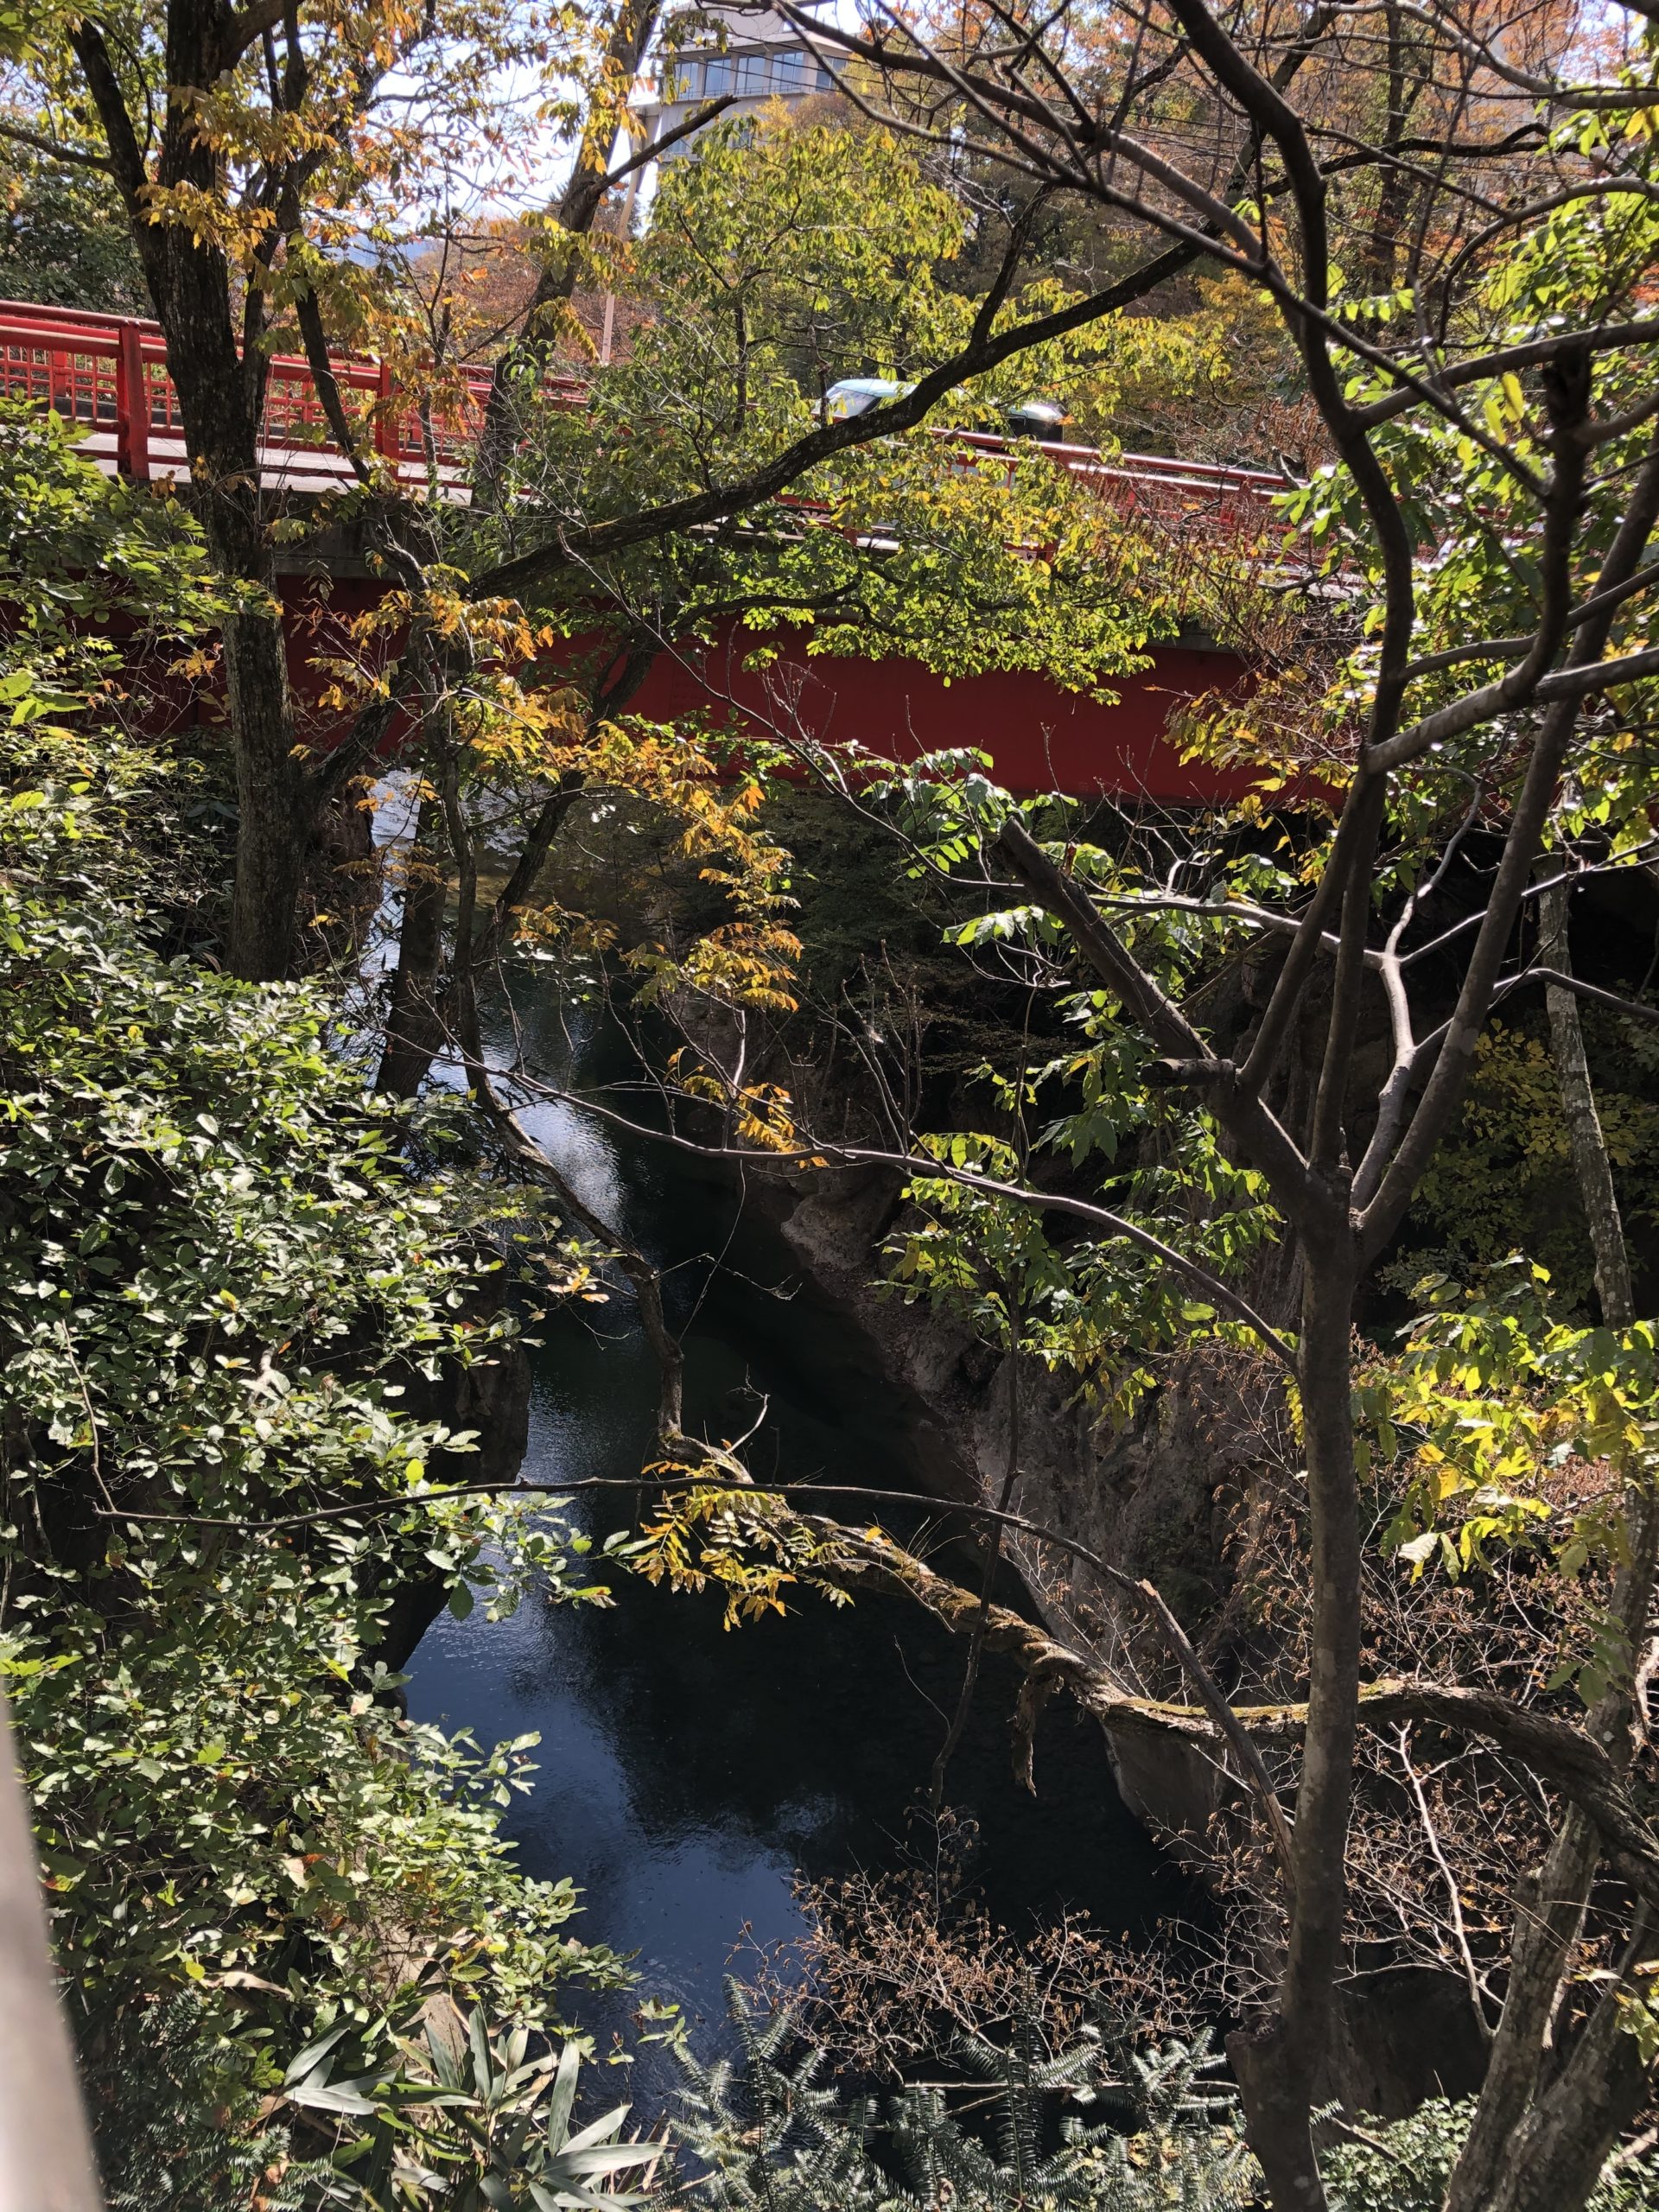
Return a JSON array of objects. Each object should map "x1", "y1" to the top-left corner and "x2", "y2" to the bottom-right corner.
[{"x1": 2, "y1": 296, "x2": 1280, "y2": 801}]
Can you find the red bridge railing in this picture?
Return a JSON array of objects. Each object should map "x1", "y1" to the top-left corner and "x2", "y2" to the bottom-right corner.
[
  {"x1": 0, "y1": 295, "x2": 1285, "y2": 530},
  {"x1": 0, "y1": 296, "x2": 586, "y2": 492},
  {"x1": 945, "y1": 428, "x2": 1285, "y2": 536}
]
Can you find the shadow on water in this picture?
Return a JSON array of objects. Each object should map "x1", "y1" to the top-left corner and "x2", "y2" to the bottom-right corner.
[{"x1": 406, "y1": 987, "x2": 1185, "y2": 2111}]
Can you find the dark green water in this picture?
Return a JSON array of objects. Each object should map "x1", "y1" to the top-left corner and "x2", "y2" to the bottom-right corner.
[{"x1": 405, "y1": 994, "x2": 1179, "y2": 2090}]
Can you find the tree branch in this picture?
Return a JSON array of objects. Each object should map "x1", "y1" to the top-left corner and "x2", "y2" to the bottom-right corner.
[
  {"x1": 992, "y1": 817, "x2": 1319, "y2": 1227},
  {"x1": 497, "y1": 1064, "x2": 1301, "y2": 1369},
  {"x1": 475, "y1": 255, "x2": 1204, "y2": 600},
  {"x1": 0, "y1": 120, "x2": 112, "y2": 171}
]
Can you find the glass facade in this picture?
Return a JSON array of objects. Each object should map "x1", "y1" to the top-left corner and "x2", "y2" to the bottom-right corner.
[{"x1": 664, "y1": 49, "x2": 836, "y2": 101}]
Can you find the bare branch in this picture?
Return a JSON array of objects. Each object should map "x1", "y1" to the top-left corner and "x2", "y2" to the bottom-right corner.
[
  {"x1": 495, "y1": 1065, "x2": 1300, "y2": 1368},
  {"x1": 993, "y1": 817, "x2": 1319, "y2": 1224},
  {"x1": 0, "y1": 120, "x2": 112, "y2": 171}
]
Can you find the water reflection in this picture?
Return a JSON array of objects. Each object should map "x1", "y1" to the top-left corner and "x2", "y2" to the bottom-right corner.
[{"x1": 406, "y1": 996, "x2": 1179, "y2": 2091}]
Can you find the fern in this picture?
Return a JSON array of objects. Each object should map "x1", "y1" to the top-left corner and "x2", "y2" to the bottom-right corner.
[
  {"x1": 80, "y1": 1998, "x2": 333, "y2": 2212},
  {"x1": 669, "y1": 1978, "x2": 886, "y2": 2211},
  {"x1": 666, "y1": 1980, "x2": 1261, "y2": 2211}
]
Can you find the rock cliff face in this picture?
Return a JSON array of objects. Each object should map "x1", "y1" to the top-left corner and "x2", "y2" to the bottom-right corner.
[
  {"x1": 772, "y1": 1160, "x2": 1487, "y2": 2115},
  {"x1": 775, "y1": 1162, "x2": 1234, "y2": 1831}
]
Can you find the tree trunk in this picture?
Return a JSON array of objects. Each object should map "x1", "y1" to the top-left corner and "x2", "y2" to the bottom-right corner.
[
  {"x1": 1441, "y1": 1813, "x2": 1603, "y2": 2212},
  {"x1": 931, "y1": 1287, "x2": 1024, "y2": 1808},
  {"x1": 1540, "y1": 880, "x2": 1634, "y2": 1325},
  {"x1": 1357, "y1": 1, "x2": 1419, "y2": 294},
  {"x1": 1478, "y1": 1955, "x2": 1653, "y2": 2212},
  {"x1": 219, "y1": 577, "x2": 303, "y2": 982},
  {"x1": 1231, "y1": 1197, "x2": 1361, "y2": 2212},
  {"x1": 1446, "y1": 871, "x2": 1652, "y2": 2212},
  {"x1": 377, "y1": 763, "x2": 594, "y2": 1098},
  {"x1": 474, "y1": 0, "x2": 662, "y2": 499},
  {"x1": 377, "y1": 787, "x2": 449, "y2": 1097},
  {"x1": 71, "y1": 10, "x2": 304, "y2": 981},
  {"x1": 168, "y1": 353, "x2": 302, "y2": 982},
  {"x1": 436, "y1": 741, "x2": 484, "y2": 1077}
]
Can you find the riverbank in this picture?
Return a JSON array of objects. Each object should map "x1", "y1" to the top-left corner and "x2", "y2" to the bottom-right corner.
[{"x1": 757, "y1": 1155, "x2": 1490, "y2": 2116}]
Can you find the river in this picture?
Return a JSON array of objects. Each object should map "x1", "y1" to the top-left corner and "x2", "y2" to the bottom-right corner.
[{"x1": 405, "y1": 984, "x2": 1180, "y2": 2097}]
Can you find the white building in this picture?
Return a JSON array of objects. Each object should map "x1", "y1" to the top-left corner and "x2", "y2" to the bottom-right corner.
[{"x1": 633, "y1": 4, "x2": 844, "y2": 162}]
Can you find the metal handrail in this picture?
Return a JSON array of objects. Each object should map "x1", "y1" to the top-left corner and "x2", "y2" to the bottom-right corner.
[{"x1": 945, "y1": 423, "x2": 1285, "y2": 493}]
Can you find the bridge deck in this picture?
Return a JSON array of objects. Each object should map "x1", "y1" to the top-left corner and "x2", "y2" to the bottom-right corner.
[
  {"x1": 0, "y1": 297, "x2": 585, "y2": 494},
  {"x1": 0, "y1": 296, "x2": 1283, "y2": 524},
  {"x1": 3, "y1": 296, "x2": 1283, "y2": 803}
]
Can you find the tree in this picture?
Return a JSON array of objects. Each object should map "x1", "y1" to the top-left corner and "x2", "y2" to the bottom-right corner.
[
  {"x1": 6, "y1": 0, "x2": 574, "y2": 976},
  {"x1": 20, "y1": 0, "x2": 1659, "y2": 2199},
  {"x1": 0, "y1": 137, "x2": 145, "y2": 310},
  {"x1": 324, "y1": 26, "x2": 1659, "y2": 2183},
  {"x1": 341, "y1": 100, "x2": 1249, "y2": 1398},
  {"x1": 5, "y1": 0, "x2": 1236, "y2": 982},
  {"x1": 485, "y1": 5, "x2": 1659, "y2": 2204},
  {"x1": 676, "y1": 6, "x2": 1659, "y2": 2203}
]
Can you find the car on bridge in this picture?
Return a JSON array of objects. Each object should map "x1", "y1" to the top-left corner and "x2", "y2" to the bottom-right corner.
[{"x1": 823, "y1": 378, "x2": 1070, "y2": 444}]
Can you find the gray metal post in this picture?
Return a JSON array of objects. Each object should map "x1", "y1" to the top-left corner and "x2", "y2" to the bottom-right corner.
[{"x1": 0, "y1": 1692, "x2": 101, "y2": 2211}]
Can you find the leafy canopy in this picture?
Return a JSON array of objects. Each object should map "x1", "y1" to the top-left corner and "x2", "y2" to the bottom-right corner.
[{"x1": 0, "y1": 419, "x2": 626, "y2": 2121}]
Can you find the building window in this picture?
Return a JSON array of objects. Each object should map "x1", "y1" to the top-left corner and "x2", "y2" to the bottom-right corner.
[{"x1": 666, "y1": 45, "x2": 836, "y2": 107}]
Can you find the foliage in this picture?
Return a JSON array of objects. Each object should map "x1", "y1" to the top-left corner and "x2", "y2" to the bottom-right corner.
[
  {"x1": 473, "y1": 113, "x2": 1219, "y2": 696},
  {"x1": 1026, "y1": 2036, "x2": 1260, "y2": 2212},
  {"x1": 664, "y1": 1979, "x2": 881, "y2": 2212},
  {"x1": 0, "y1": 139, "x2": 147, "y2": 312},
  {"x1": 86, "y1": 1994, "x2": 335, "y2": 2209},
  {"x1": 1078, "y1": 269, "x2": 1312, "y2": 471},
  {"x1": 0, "y1": 426, "x2": 629, "y2": 2166},
  {"x1": 279, "y1": 2009, "x2": 663, "y2": 2208},
  {"x1": 1217, "y1": 180, "x2": 1659, "y2": 823},
  {"x1": 1402, "y1": 1021, "x2": 1659, "y2": 1313},
  {"x1": 8, "y1": 0, "x2": 577, "y2": 414},
  {"x1": 780, "y1": 84, "x2": 1659, "y2": 2200},
  {"x1": 862, "y1": 781, "x2": 1281, "y2": 1421},
  {"x1": 354, "y1": 106, "x2": 1269, "y2": 1127},
  {"x1": 1320, "y1": 2098, "x2": 1659, "y2": 2211},
  {"x1": 886, "y1": 1090, "x2": 1277, "y2": 1424},
  {"x1": 15, "y1": 16, "x2": 1659, "y2": 2210},
  {"x1": 1356, "y1": 1259, "x2": 1659, "y2": 1706},
  {"x1": 0, "y1": 404, "x2": 231, "y2": 696},
  {"x1": 92, "y1": 1995, "x2": 666, "y2": 2209},
  {"x1": 662, "y1": 1979, "x2": 1259, "y2": 2211},
  {"x1": 628, "y1": 1481, "x2": 854, "y2": 1629},
  {"x1": 0, "y1": 733, "x2": 623, "y2": 2021},
  {"x1": 320, "y1": 574, "x2": 806, "y2": 1022}
]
